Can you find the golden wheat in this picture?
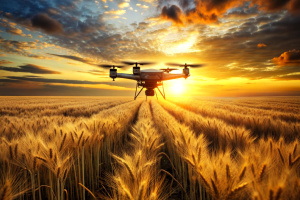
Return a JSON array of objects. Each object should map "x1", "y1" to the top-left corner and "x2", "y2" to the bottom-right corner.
[{"x1": 0, "y1": 96, "x2": 299, "y2": 200}]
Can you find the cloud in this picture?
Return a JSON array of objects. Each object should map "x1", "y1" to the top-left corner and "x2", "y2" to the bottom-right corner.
[
  {"x1": 119, "y1": 2, "x2": 130, "y2": 8},
  {"x1": 161, "y1": 5, "x2": 184, "y2": 25},
  {"x1": 31, "y1": 13, "x2": 63, "y2": 34},
  {"x1": 0, "y1": 1, "x2": 159, "y2": 63},
  {"x1": 0, "y1": 78, "x2": 22, "y2": 83},
  {"x1": 159, "y1": 0, "x2": 241, "y2": 24},
  {"x1": 159, "y1": 0, "x2": 300, "y2": 25},
  {"x1": 77, "y1": 70, "x2": 106, "y2": 76},
  {"x1": 104, "y1": 9, "x2": 126, "y2": 15},
  {"x1": 257, "y1": 43, "x2": 267, "y2": 48},
  {"x1": 136, "y1": 4, "x2": 149, "y2": 9},
  {"x1": 0, "y1": 36, "x2": 57, "y2": 59},
  {"x1": 49, "y1": 54, "x2": 96, "y2": 65},
  {"x1": 6, "y1": 76, "x2": 104, "y2": 84},
  {"x1": 275, "y1": 74, "x2": 300, "y2": 80},
  {"x1": 0, "y1": 60, "x2": 13, "y2": 65},
  {"x1": 6, "y1": 28, "x2": 26, "y2": 36},
  {"x1": 272, "y1": 49, "x2": 300, "y2": 65},
  {"x1": 251, "y1": 0, "x2": 299, "y2": 12},
  {"x1": 0, "y1": 64, "x2": 61, "y2": 74},
  {"x1": 0, "y1": 37, "x2": 37, "y2": 53},
  {"x1": 4, "y1": 76, "x2": 136, "y2": 88}
]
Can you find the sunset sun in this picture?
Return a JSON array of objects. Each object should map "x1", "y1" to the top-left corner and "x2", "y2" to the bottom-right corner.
[{"x1": 165, "y1": 78, "x2": 186, "y2": 96}]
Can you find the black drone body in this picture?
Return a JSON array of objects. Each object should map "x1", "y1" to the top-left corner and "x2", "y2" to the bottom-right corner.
[{"x1": 102, "y1": 62, "x2": 204, "y2": 100}]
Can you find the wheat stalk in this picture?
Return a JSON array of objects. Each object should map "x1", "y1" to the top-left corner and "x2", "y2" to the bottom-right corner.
[
  {"x1": 239, "y1": 166, "x2": 247, "y2": 181},
  {"x1": 226, "y1": 182, "x2": 248, "y2": 200},
  {"x1": 258, "y1": 164, "x2": 266, "y2": 181},
  {"x1": 59, "y1": 134, "x2": 67, "y2": 152},
  {"x1": 226, "y1": 164, "x2": 231, "y2": 181},
  {"x1": 277, "y1": 148, "x2": 285, "y2": 164},
  {"x1": 78, "y1": 183, "x2": 96, "y2": 199},
  {"x1": 210, "y1": 179, "x2": 219, "y2": 198}
]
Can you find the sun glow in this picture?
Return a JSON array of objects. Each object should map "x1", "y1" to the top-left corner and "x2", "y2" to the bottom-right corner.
[{"x1": 165, "y1": 78, "x2": 186, "y2": 96}]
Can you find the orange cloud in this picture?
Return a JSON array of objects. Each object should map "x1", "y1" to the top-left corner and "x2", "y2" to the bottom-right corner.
[
  {"x1": 272, "y1": 49, "x2": 300, "y2": 65},
  {"x1": 257, "y1": 43, "x2": 267, "y2": 48},
  {"x1": 160, "y1": 0, "x2": 300, "y2": 25},
  {"x1": 6, "y1": 28, "x2": 26, "y2": 36},
  {"x1": 251, "y1": 0, "x2": 300, "y2": 13},
  {"x1": 160, "y1": 0, "x2": 242, "y2": 24},
  {"x1": 0, "y1": 60, "x2": 13, "y2": 65}
]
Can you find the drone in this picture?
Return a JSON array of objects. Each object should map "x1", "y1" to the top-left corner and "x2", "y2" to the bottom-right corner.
[{"x1": 100, "y1": 62, "x2": 204, "y2": 100}]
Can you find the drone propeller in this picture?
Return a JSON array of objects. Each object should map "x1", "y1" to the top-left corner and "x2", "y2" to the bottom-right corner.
[
  {"x1": 99, "y1": 64, "x2": 125, "y2": 69},
  {"x1": 122, "y1": 61, "x2": 155, "y2": 66},
  {"x1": 166, "y1": 63, "x2": 205, "y2": 68},
  {"x1": 160, "y1": 68, "x2": 178, "y2": 73}
]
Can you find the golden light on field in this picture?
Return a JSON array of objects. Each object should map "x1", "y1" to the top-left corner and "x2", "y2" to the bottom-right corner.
[
  {"x1": 0, "y1": 97, "x2": 299, "y2": 199},
  {"x1": 1, "y1": 0, "x2": 300, "y2": 96}
]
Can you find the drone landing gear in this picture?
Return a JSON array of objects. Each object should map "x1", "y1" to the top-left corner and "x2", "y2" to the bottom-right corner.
[
  {"x1": 156, "y1": 84, "x2": 165, "y2": 100},
  {"x1": 134, "y1": 82, "x2": 166, "y2": 100},
  {"x1": 134, "y1": 83, "x2": 144, "y2": 100}
]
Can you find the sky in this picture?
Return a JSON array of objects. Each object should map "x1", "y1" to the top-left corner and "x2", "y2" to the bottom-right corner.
[{"x1": 0, "y1": 0, "x2": 300, "y2": 97}]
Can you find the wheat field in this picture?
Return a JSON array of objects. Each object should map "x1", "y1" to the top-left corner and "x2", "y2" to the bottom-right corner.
[{"x1": 0, "y1": 96, "x2": 299, "y2": 200}]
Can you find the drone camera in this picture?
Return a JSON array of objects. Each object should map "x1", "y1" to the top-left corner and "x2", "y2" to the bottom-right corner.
[
  {"x1": 133, "y1": 66, "x2": 140, "y2": 75},
  {"x1": 145, "y1": 89, "x2": 155, "y2": 96},
  {"x1": 183, "y1": 67, "x2": 190, "y2": 76},
  {"x1": 110, "y1": 68, "x2": 117, "y2": 81}
]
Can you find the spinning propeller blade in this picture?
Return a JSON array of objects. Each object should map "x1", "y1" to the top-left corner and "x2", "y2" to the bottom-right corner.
[
  {"x1": 165, "y1": 63, "x2": 205, "y2": 68},
  {"x1": 122, "y1": 61, "x2": 155, "y2": 65},
  {"x1": 99, "y1": 64, "x2": 125, "y2": 69}
]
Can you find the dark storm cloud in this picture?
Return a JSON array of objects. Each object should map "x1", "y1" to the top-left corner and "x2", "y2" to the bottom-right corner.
[
  {"x1": 161, "y1": 5, "x2": 183, "y2": 24},
  {"x1": 0, "y1": 64, "x2": 60, "y2": 74},
  {"x1": 31, "y1": 13, "x2": 63, "y2": 34}
]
